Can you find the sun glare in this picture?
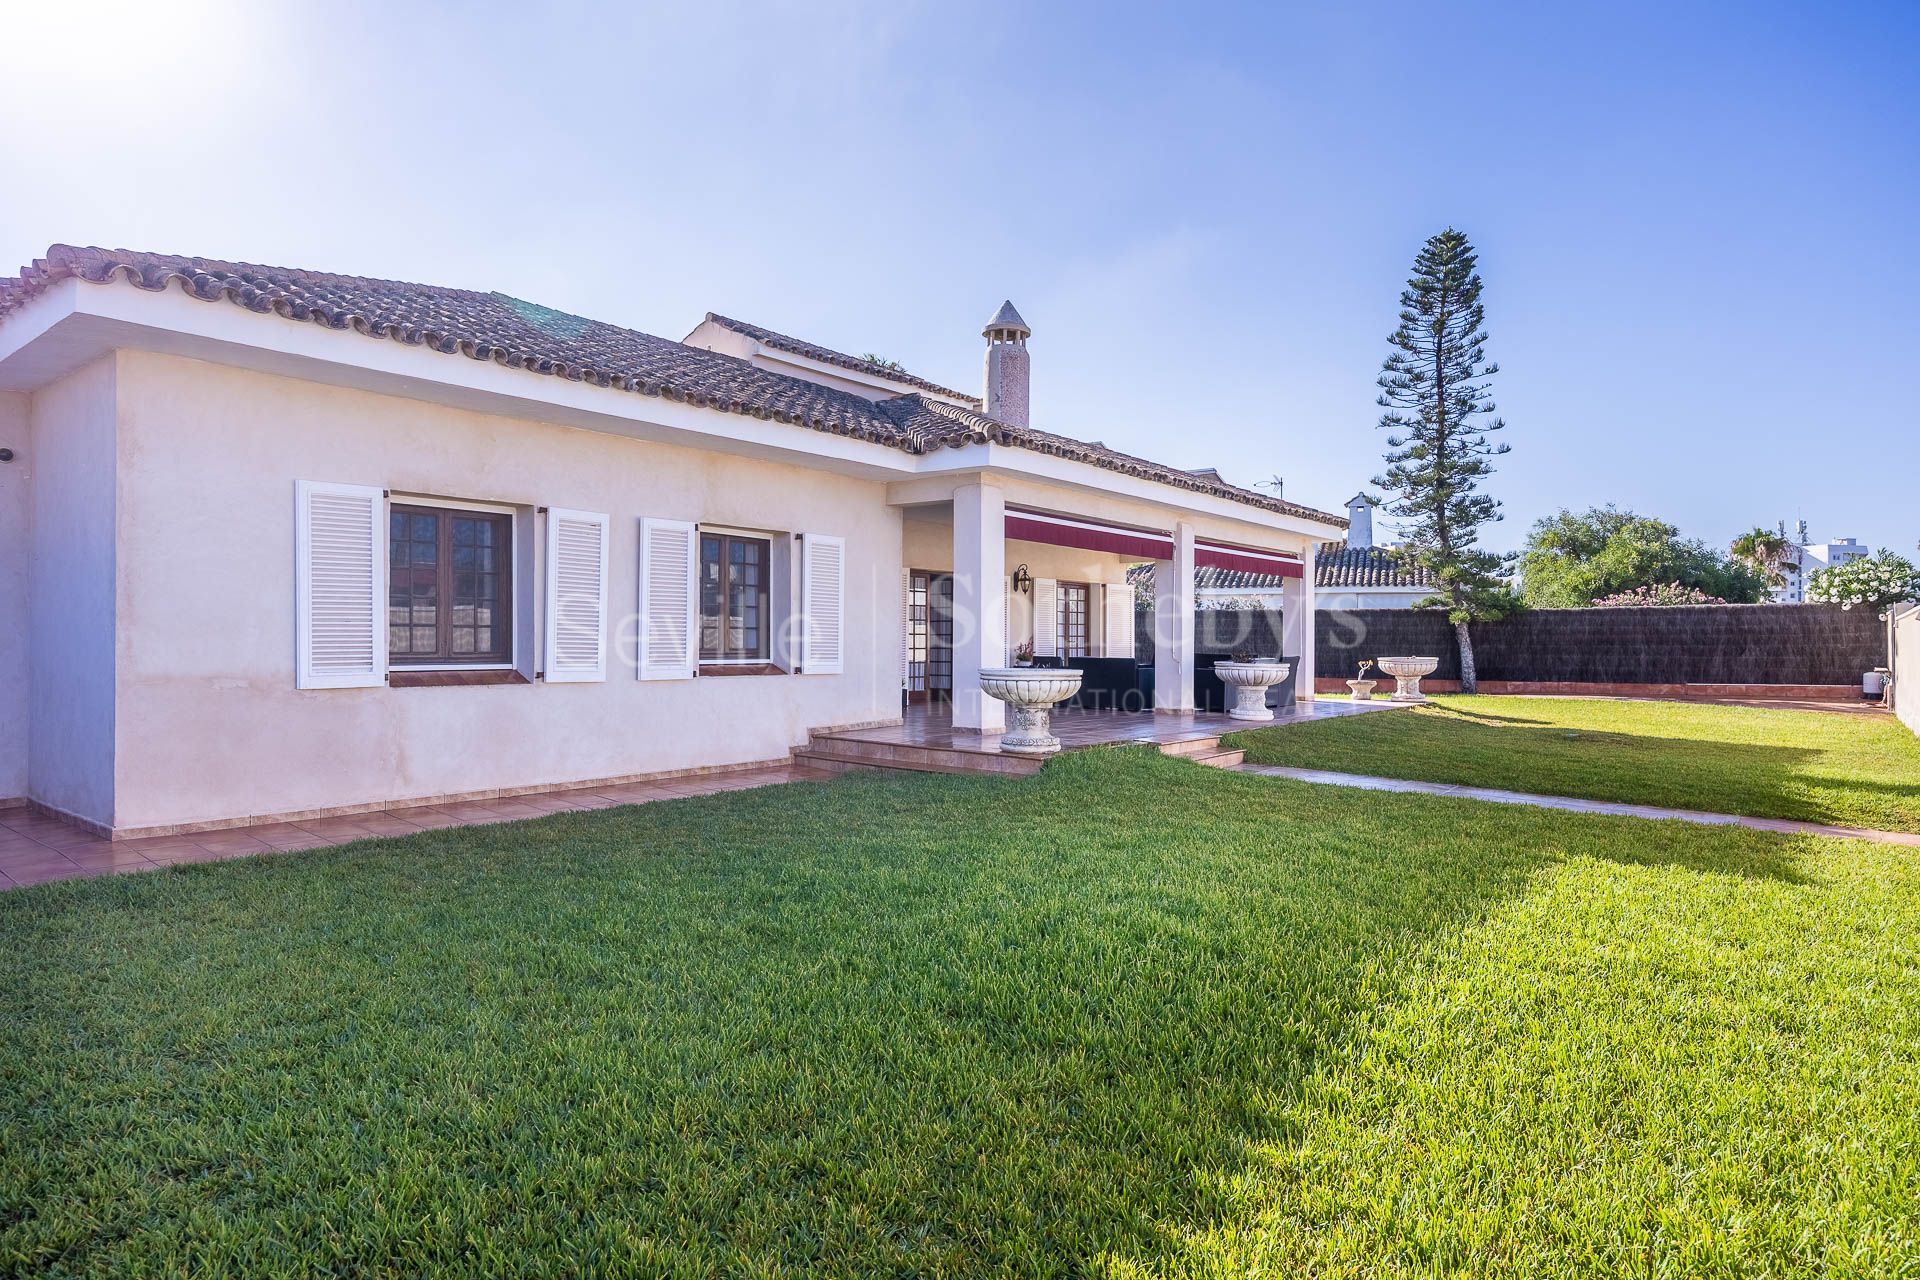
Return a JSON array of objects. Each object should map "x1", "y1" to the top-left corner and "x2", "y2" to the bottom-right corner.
[{"x1": 1, "y1": 0, "x2": 267, "y2": 132}]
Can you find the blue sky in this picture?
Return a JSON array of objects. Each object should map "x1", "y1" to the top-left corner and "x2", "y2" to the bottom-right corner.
[{"x1": 3, "y1": 0, "x2": 1914, "y2": 554}]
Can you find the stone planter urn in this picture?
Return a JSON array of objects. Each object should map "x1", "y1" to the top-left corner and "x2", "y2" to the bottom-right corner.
[
  {"x1": 978, "y1": 667, "x2": 1084, "y2": 755},
  {"x1": 1213, "y1": 660, "x2": 1292, "y2": 722},
  {"x1": 1376, "y1": 655, "x2": 1440, "y2": 703},
  {"x1": 1347, "y1": 679, "x2": 1377, "y2": 700}
]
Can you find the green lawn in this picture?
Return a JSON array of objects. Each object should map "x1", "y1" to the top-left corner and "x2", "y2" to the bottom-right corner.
[
  {"x1": 5, "y1": 750, "x2": 1919, "y2": 1277},
  {"x1": 1232, "y1": 695, "x2": 1920, "y2": 833}
]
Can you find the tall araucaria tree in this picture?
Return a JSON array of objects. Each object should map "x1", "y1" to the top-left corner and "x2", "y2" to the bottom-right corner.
[{"x1": 1374, "y1": 228, "x2": 1515, "y2": 692}]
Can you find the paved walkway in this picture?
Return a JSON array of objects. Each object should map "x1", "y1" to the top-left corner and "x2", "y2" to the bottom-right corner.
[
  {"x1": 1234, "y1": 763, "x2": 1920, "y2": 846},
  {"x1": 0, "y1": 763, "x2": 835, "y2": 891}
]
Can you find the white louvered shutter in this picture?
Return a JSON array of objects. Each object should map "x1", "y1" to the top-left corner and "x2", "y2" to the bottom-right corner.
[
  {"x1": 801, "y1": 534, "x2": 845, "y2": 675},
  {"x1": 639, "y1": 518, "x2": 698, "y2": 680},
  {"x1": 900, "y1": 567, "x2": 912, "y2": 689},
  {"x1": 296, "y1": 480, "x2": 384, "y2": 689},
  {"x1": 1104, "y1": 583, "x2": 1136, "y2": 657},
  {"x1": 545, "y1": 508, "x2": 609, "y2": 682},
  {"x1": 1032, "y1": 578, "x2": 1059, "y2": 657}
]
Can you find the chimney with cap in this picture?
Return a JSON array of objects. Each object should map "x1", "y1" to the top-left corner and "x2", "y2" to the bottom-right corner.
[
  {"x1": 1345, "y1": 493, "x2": 1375, "y2": 549},
  {"x1": 983, "y1": 301, "x2": 1031, "y2": 427}
]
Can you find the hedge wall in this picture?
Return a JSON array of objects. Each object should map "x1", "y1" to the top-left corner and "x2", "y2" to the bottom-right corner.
[
  {"x1": 1315, "y1": 604, "x2": 1887, "y2": 685},
  {"x1": 1135, "y1": 610, "x2": 1289, "y2": 661}
]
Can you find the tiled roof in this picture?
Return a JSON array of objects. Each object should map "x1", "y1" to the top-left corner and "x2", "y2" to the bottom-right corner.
[
  {"x1": 0, "y1": 245, "x2": 1345, "y2": 527},
  {"x1": 700, "y1": 312, "x2": 981, "y2": 404},
  {"x1": 1314, "y1": 543, "x2": 1434, "y2": 589},
  {"x1": 1125, "y1": 544, "x2": 1435, "y2": 591}
]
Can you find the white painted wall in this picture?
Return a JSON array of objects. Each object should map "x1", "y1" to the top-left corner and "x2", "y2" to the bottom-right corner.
[
  {"x1": 27, "y1": 359, "x2": 119, "y2": 824},
  {"x1": 107, "y1": 351, "x2": 902, "y2": 829},
  {"x1": 1894, "y1": 605, "x2": 1920, "y2": 736},
  {"x1": 0, "y1": 391, "x2": 30, "y2": 800},
  {"x1": 1315, "y1": 588, "x2": 1433, "y2": 611}
]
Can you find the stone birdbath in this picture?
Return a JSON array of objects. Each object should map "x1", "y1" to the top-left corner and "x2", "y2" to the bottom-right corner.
[
  {"x1": 1213, "y1": 659, "x2": 1292, "y2": 722},
  {"x1": 1376, "y1": 655, "x2": 1440, "y2": 703},
  {"x1": 979, "y1": 667, "x2": 1084, "y2": 755}
]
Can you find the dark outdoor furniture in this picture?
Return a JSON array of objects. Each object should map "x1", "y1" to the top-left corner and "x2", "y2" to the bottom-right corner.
[{"x1": 1032, "y1": 655, "x2": 1148, "y2": 711}]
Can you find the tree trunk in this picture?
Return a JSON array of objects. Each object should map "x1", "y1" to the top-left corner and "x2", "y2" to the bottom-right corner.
[{"x1": 1455, "y1": 618, "x2": 1478, "y2": 694}]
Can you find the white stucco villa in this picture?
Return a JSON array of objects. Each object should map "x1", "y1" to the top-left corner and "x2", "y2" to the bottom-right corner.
[{"x1": 0, "y1": 246, "x2": 1343, "y2": 838}]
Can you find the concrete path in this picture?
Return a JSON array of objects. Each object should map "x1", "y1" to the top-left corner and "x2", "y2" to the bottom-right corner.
[{"x1": 1233, "y1": 763, "x2": 1920, "y2": 847}]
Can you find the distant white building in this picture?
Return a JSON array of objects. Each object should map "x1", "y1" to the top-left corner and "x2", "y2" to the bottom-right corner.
[{"x1": 1774, "y1": 521, "x2": 1869, "y2": 603}]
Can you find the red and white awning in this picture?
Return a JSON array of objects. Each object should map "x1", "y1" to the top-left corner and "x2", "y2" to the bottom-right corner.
[
  {"x1": 1004, "y1": 507, "x2": 1174, "y2": 560},
  {"x1": 1004, "y1": 507, "x2": 1302, "y2": 579},
  {"x1": 1193, "y1": 538, "x2": 1303, "y2": 579}
]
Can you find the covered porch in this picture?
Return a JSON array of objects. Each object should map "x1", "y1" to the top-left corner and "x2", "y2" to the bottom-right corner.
[{"x1": 891, "y1": 475, "x2": 1331, "y2": 732}]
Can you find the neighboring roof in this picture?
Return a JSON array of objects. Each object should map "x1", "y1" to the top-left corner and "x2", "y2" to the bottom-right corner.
[
  {"x1": 1315, "y1": 543, "x2": 1434, "y2": 589},
  {"x1": 700, "y1": 312, "x2": 979, "y2": 404},
  {"x1": 1125, "y1": 544, "x2": 1434, "y2": 591},
  {"x1": 0, "y1": 245, "x2": 1345, "y2": 527},
  {"x1": 983, "y1": 300, "x2": 1030, "y2": 337}
]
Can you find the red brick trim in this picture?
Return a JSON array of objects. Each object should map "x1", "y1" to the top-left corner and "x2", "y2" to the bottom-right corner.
[
  {"x1": 389, "y1": 669, "x2": 530, "y2": 688},
  {"x1": 1313, "y1": 677, "x2": 1865, "y2": 700}
]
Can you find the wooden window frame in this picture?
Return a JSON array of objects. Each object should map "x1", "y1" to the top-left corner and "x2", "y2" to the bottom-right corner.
[
  {"x1": 1058, "y1": 581, "x2": 1091, "y2": 659},
  {"x1": 388, "y1": 501, "x2": 515, "y2": 669},
  {"x1": 698, "y1": 532, "x2": 772, "y2": 665}
]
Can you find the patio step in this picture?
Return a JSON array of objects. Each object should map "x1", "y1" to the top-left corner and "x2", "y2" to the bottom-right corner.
[
  {"x1": 1188, "y1": 747, "x2": 1246, "y2": 769},
  {"x1": 1155, "y1": 735, "x2": 1227, "y2": 758},
  {"x1": 794, "y1": 735, "x2": 1044, "y2": 779}
]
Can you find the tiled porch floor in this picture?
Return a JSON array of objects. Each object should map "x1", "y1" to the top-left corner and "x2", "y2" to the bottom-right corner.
[
  {"x1": 817, "y1": 696, "x2": 1403, "y2": 755},
  {"x1": 0, "y1": 764, "x2": 835, "y2": 891}
]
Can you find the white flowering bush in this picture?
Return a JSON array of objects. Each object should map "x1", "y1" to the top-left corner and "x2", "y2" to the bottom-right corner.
[
  {"x1": 1806, "y1": 550, "x2": 1920, "y2": 611},
  {"x1": 1591, "y1": 583, "x2": 1727, "y2": 607}
]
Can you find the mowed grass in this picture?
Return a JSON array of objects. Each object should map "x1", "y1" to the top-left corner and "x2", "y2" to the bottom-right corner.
[
  {"x1": 1233, "y1": 695, "x2": 1920, "y2": 833},
  {"x1": 4, "y1": 749, "x2": 1919, "y2": 1277}
]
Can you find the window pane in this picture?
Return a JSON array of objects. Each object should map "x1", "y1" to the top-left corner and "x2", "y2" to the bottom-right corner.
[{"x1": 389, "y1": 506, "x2": 511, "y2": 665}]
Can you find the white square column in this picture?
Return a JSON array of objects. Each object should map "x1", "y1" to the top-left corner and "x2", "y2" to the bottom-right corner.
[
  {"x1": 1281, "y1": 541, "x2": 1317, "y2": 702},
  {"x1": 1152, "y1": 521, "x2": 1196, "y2": 712},
  {"x1": 951, "y1": 482, "x2": 1007, "y2": 732}
]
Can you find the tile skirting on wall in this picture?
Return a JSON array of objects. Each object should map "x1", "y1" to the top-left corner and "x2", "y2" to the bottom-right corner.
[{"x1": 22, "y1": 713, "x2": 910, "y2": 841}]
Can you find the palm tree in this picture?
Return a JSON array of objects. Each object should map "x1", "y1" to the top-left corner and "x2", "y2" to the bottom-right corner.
[{"x1": 1730, "y1": 526, "x2": 1794, "y2": 590}]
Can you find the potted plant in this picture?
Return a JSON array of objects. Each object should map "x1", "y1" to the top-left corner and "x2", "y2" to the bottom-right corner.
[
  {"x1": 1348, "y1": 659, "x2": 1377, "y2": 700},
  {"x1": 1012, "y1": 641, "x2": 1035, "y2": 668}
]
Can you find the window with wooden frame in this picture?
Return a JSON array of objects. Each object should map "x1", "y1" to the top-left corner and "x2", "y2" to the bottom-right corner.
[
  {"x1": 388, "y1": 503, "x2": 513, "y2": 666},
  {"x1": 699, "y1": 532, "x2": 771, "y2": 662},
  {"x1": 1057, "y1": 581, "x2": 1091, "y2": 658}
]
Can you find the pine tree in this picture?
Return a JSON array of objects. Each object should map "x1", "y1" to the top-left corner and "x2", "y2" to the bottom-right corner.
[{"x1": 1374, "y1": 228, "x2": 1514, "y2": 692}]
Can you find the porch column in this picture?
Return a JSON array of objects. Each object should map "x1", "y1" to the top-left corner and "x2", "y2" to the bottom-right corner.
[
  {"x1": 1281, "y1": 541, "x2": 1317, "y2": 701},
  {"x1": 951, "y1": 482, "x2": 1007, "y2": 732},
  {"x1": 1152, "y1": 521, "x2": 1196, "y2": 711}
]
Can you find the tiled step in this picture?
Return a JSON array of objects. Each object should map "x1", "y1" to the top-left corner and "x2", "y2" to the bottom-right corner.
[
  {"x1": 1155, "y1": 735, "x2": 1226, "y2": 759},
  {"x1": 1189, "y1": 748, "x2": 1246, "y2": 769},
  {"x1": 795, "y1": 736, "x2": 1043, "y2": 778}
]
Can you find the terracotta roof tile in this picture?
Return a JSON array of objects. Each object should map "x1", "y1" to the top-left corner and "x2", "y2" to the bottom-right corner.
[
  {"x1": 1127, "y1": 544, "x2": 1435, "y2": 591},
  {"x1": 700, "y1": 313, "x2": 980, "y2": 404},
  {"x1": 1314, "y1": 543, "x2": 1434, "y2": 589},
  {"x1": 0, "y1": 245, "x2": 1345, "y2": 527}
]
